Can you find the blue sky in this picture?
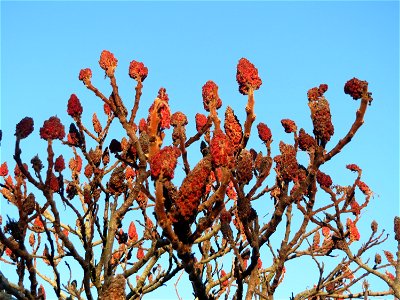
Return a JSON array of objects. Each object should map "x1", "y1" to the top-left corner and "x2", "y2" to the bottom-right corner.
[{"x1": 1, "y1": 1, "x2": 399, "y2": 299}]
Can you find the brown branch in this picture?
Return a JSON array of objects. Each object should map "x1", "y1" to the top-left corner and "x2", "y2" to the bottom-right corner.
[
  {"x1": 129, "y1": 80, "x2": 143, "y2": 125},
  {"x1": 241, "y1": 88, "x2": 255, "y2": 148},
  {"x1": 323, "y1": 88, "x2": 372, "y2": 163},
  {"x1": 0, "y1": 271, "x2": 32, "y2": 300},
  {"x1": 185, "y1": 116, "x2": 213, "y2": 148}
]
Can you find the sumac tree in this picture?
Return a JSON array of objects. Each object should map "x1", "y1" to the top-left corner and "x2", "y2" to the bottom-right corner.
[{"x1": 0, "y1": 50, "x2": 399, "y2": 300}]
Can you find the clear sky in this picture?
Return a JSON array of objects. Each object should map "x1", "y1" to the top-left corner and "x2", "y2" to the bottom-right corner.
[{"x1": 1, "y1": 1, "x2": 399, "y2": 299}]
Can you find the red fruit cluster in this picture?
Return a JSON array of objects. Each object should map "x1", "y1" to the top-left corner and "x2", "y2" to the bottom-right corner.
[
  {"x1": 356, "y1": 179, "x2": 371, "y2": 196},
  {"x1": 307, "y1": 84, "x2": 328, "y2": 101},
  {"x1": 84, "y1": 164, "x2": 93, "y2": 179},
  {"x1": 298, "y1": 129, "x2": 316, "y2": 151},
  {"x1": 38, "y1": 285, "x2": 46, "y2": 300},
  {"x1": 78, "y1": 68, "x2": 92, "y2": 84},
  {"x1": 316, "y1": 170, "x2": 332, "y2": 188},
  {"x1": 149, "y1": 146, "x2": 181, "y2": 180},
  {"x1": 128, "y1": 221, "x2": 138, "y2": 242},
  {"x1": 281, "y1": 119, "x2": 297, "y2": 133},
  {"x1": 129, "y1": 60, "x2": 148, "y2": 82},
  {"x1": 384, "y1": 250, "x2": 396, "y2": 266},
  {"x1": 108, "y1": 166, "x2": 126, "y2": 195},
  {"x1": 99, "y1": 50, "x2": 118, "y2": 76},
  {"x1": 344, "y1": 78, "x2": 367, "y2": 100},
  {"x1": 138, "y1": 118, "x2": 148, "y2": 133},
  {"x1": 257, "y1": 122, "x2": 272, "y2": 143},
  {"x1": 158, "y1": 87, "x2": 169, "y2": 102},
  {"x1": 67, "y1": 94, "x2": 83, "y2": 118},
  {"x1": 386, "y1": 271, "x2": 395, "y2": 281},
  {"x1": 236, "y1": 149, "x2": 253, "y2": 184},
  {"x1": 220, "y1": 210, "x2": 232, "y2": 223},
  {"x1": 33, "y1": 216, "x2": 44, "y2": 233},
  {"x1": 170, "y1": 112, "x2": 188, "y2": 127},
  {"x1": 224, "y1": 106, "x2": 243, "y2": 151},
  {"x1": 257, "y1": 258, "x2": 263, "y2": 269},
  {"x1": 40, "y1": 116, "x2": 65, "y2": 141},
  {"x1": 195, "y1": 113, "x2": 208, "y2": 132},
  {"x1": 220, "y1": 270, "x2": 229, "y2": 287},
  {"x1": 49, "y1": 173, "x2": 60, "y2": 191},
  {"x1": 202, "y1": 80, "x2": 222, "y2": 112},
  {"x1": 346, "y1": 164, "x2": 361, "y2": 172},
  {"x1": 291, "y1": 178, "x2": 306, "y2": 202},
  {"x1": 15, "y1": 117, "x2": 34, "y2": 139},
  {"x1": 54, "y1": 155, "x2": 65, "y2": 172},
  {"x1": 103, "y1": 103, "x2": 112, "y2": 116},
  {"x1": 0, "y1": 162, "x2": 8, "y2": 177},
  {"x1": 149, "y1": 90, "x2": 171, "y2": 130},
  {"x1": 69, "y1": 154, "x2": 82, "y2": 173},
  {"x1": 176, "y1": 157, "x2": 212, "y2": 221},
  {"x1": 350, "y1": 200, "x2": 361, "y2": 216},
  {"x1": 322, "y1": 226, "x2": 330, "y2": 238},
  {"x1": 274, "y1": 142, "x2": 298, "y2": 182},
  {"x1": 136, "y1": 247, "x2": 145, "y2": 260},
  {"x1": 346, "y1": 218, "x2": 360, "y2": 242},
  {"x1": 92, "y1": 113, "x2": 102, "y2": 134},
  {"x1": 125, "y1": 166, "x2": 136, "y2": 180},
  {"x1": 308, "y1": 97, "x2": 334, "y2": 146},
  {"x1": 394, "y1": 217, "x2": 400, "y2": 242},
  {"x1": 236, "y1": 58, "x2": 262, "y2": 95},
  {"x1": 226, "y1": 181, "x2": 237, "y2": 200},
  {"x1": 210, "y1": 129, "x2": 234, "y2": 168}
]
